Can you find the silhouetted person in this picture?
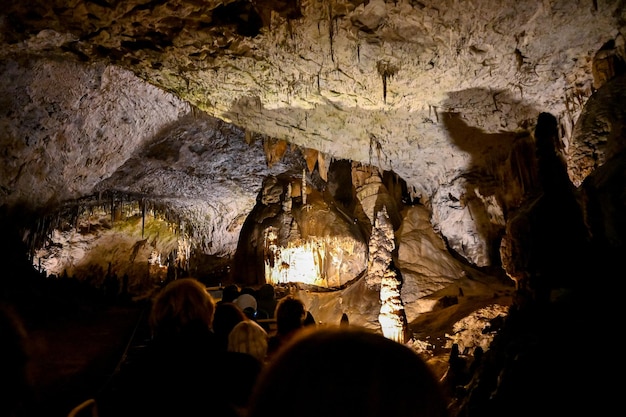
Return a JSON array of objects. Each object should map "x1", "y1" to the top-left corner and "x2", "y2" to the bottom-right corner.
[
  {"x1": 240, "y1": 286, "x2": 257, "y2": 297},
  {"x1": 219, "y1": 284, "x2": 240, "y2": 304},
  {"x1": 228, "y1": 319, "x2": 269, "y2": 363},
  {"x1": 248, "y1": 326, "x2": 450, "y2": 417},
  {"x1": 266, "y1": 295, "x2": 306, "y2": 361},
  {"x1": 340, "y1": 312, "x2": 350, "y2": 326},
  {"x1": 218, "y1": 351, "x2": 263, "y2": 415},
  {"x1": 215, "y1": 318, "x2": 269, "y2": 414},
  {"x1": 213, "y1": 302, "x2": 247, "y2": 351},
  {"x1": 98, "y1": 278, "x2": 237, "y2": 417},
  {"x1": 234, "y1": 293, "x2": 259, "y2": 320},
  {"x1": 256, "y1": 284, "x2": 277, "y2": 318}
]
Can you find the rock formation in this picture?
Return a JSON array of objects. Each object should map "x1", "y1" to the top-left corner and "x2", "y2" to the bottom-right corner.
[{"x1": 0, "y1": 2, "x2": 624, "y2": 415}]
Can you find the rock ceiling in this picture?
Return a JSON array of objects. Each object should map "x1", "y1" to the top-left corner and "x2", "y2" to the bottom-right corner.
[
  {"x1": 1, "y1": 0, "x2": 625, "y2": 276},
  {"x1": 2, "y1": 4, "x2": 624, "y2": 416}
]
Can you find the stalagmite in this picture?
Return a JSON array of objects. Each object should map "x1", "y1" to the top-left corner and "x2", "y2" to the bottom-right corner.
[
  {"x1": 283, "y1": 182, "x2": 292, "y2": 213},
  {"x1": 366, "y1": 206, "x2": 395, "y2": 288},
  {"x1": 367, "y1": 207, "x2": 407, "y2": 342},
  {"x1": 302, "y1": 168, "x2": 307, "y2": 206},
  {"x1": 379, "y1": 269, "x2": 407, "y2": 343}
]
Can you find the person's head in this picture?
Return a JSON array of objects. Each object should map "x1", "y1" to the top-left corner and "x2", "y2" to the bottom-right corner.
[
  {"x1": 221, "y1": 284, "x2": 240, "y2": 303},
  {"x1": 258, "y1": 283, "x2": 275, "y2": 300},
  {"x1": 234, "y1": 293, "x2": 258, "y2": 319},
  {"x1": 274, "y1": 295, "x2": 306, "y2": 336},
  {"x1": 149, "y1": 278, "x2": 216, "y2": 338},
  {"x1": 257, "y1": 284, "x2": 277, "y2": 318},
  {"x1": 241, "y1": 287, "x2": 257, "y2": 296},
  {"x1": 213, "y1": 302, "x2": 247, "y2": 348},
  {"x1": 228, "y1": 320, "x2": 269, "y2": 362},
  {"x1": 248, "y1": 326, "x2": 449, "y2": 417},
  {"x1": 0, "y1": 304, "x2": 33, "y2": 417}
]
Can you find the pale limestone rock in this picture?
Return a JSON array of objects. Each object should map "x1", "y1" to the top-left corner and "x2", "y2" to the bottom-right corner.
[
  {"x1": 379, "y1": 268, "x2": 408, "y2": 343},
  {"x1": 395, "y1": 205, "x2": 467, "y2": 321},
  {"x1": 366, "y1": 206, "x2": 395, "y2": 288},
  {"x1": 569, "y1": 74, "x2": 626, "y2": 186},
  {"x1": 0, "y1": 1, "x2": 623, "y2": 331},
  {"x1": 2, "y1": 2, "x2": 621, "y2": 273},
  {"x1": 0, "y1": 59, "x2": 190, "y2": 208},
  {"x1": 444, "y1": 304, "x2": 509, "y2": 353},
  {"x1": 233, "y1": 175, "x2": 368, "y2": 288}
]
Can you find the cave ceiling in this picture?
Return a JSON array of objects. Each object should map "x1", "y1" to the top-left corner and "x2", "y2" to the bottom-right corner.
[
  {"x1": 2, "y1": 5, "x2": 625, "y2": 412},
  {"x1": 1, "y1": 0, "x2": 624, "y2": 270}
]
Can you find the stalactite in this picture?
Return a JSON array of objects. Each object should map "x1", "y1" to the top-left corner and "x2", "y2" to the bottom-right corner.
[
  {"x1": 287, "y1": 17, "x2": 294, "y2": 40},
  {"x1": 368, "y1": 134, "x2": 385, "y2": 169},
  {"x1": 382, "y1": 75, "x2": 387, "y2": 103},
  {"x1": 376, "y1": 60, "x2": 399, "y2": 104},
  {"x1": 318, "y1": 151, "x2": 329, "y2": 182},
  {"x1": 303, "y1": 147, "x2": 318, "y2": 173},
  {"x1": 302, "y1": 168, "x2": 307, "y2": 205},
  {"x1": 110, "y1": 194, "x2": 114, "y2": 223},
  {"x1": 264, "y1": 137, "x2": 288, "y2": 168},
  {"x1": 328, "y1": 0, "x2": 335, "y2": 63},
  {"x1": 73, "y1": 205, "x2": 79, "y2": 229},
  {"x1": 141, "y1": 198, "x2": 146, "y2": 239}
]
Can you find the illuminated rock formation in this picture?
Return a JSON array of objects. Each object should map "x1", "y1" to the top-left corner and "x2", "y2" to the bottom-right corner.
[
  {"x1": 368, "y1": 207, "x2": 408, "y2": 342},
  {"x1": 232, "y1": 173, "x2": 368, "y2": 288},
  {"x1": 379, "y1": 268, "x2": 408, "y2": 343},
  {"x1": 366, "y1": 206, "x2": 395, "y2": 289}
]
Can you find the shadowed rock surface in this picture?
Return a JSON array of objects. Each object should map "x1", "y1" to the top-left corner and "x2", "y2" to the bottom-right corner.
[{"x1": 0, "y1": 2, "x2": 623, "y2": 417}]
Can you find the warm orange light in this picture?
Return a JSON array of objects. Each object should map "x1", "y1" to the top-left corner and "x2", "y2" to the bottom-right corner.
[
  {"x1": 263, "y1": 227, "x2": 366, "y2": 288},
  {"x1": 379, "y1": 270, "x2": 406, "y2": 343}
]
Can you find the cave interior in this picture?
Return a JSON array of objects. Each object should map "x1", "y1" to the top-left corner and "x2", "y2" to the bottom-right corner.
[{"x1": 1, "y1": 1, "x2": 623, "y2": 416}]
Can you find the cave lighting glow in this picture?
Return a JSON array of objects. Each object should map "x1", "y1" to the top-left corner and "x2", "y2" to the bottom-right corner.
[
  {"x1": 263, "y1": 230, "x2": 366, "y2": 287},
  {"x1": 265, "y1": 238, "x2": 328, "y2": 286}
]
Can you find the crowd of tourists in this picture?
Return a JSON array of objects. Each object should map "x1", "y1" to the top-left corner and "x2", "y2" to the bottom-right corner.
[{"x1": 2, "y1": 277, "x2": 450, "y2": 417}]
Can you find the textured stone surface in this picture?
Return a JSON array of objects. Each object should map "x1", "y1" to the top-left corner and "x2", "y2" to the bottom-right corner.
[
  {"x1": 1, "y1": 3, "x2": 623, "y2": 416},
  {"x1": 1, "y1": 0, "x2": 624, "y2": 303},
  {"x1": 2, "y1": 0, "x2": 624, "y2": 268},
  {"x1": 1, "y1": 0, "x2": 624, "y2": 311},
  {"x1": 0, "y1": 60, "x2": 190, "y2": 208}
]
